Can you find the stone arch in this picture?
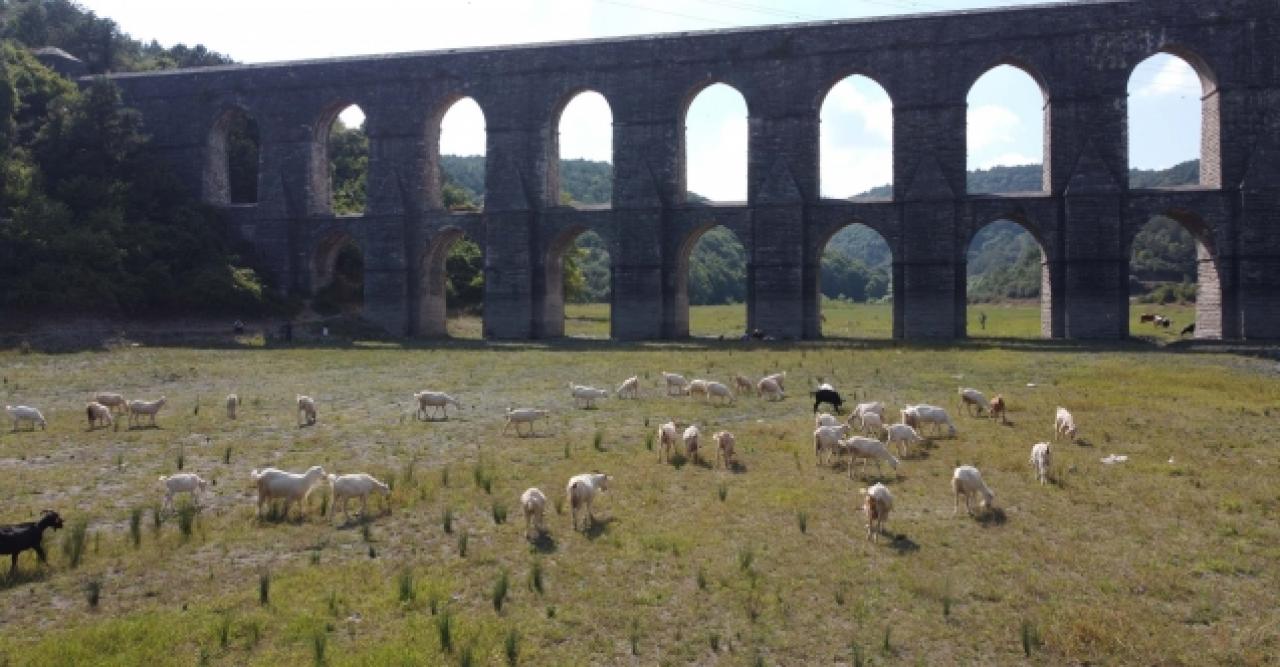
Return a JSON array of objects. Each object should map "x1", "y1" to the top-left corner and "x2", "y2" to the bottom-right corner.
[
  {"x1": 548, "y1": 89, "x2": 613, "y2": 208},
  {"x1": 963, "y1": 212, "x2": 1056, "y2": 338},
  {"x1": 307, "y1": 100, "x2": 368, "y2": 216},
  {"x1": 966, "y1": 59, "x2": 1051, "y2": 193},
  {"x1": 203, "y1": 105, "x2": 259, "y2": 205},
  {"x1": 537, "y1": 225, "x2": 614, "y2": 338},
  {"x1": 426, "y1": 95, "x2": 487, "y2": 211},
  {"x1": 812, "y1": 220, "x2": 895, "y2": 338},
  {"x1": 818, "y1": 73, "x2": 895, "y2": 200},
  {"x1": 1127, "y1": 47, "x2": 1221, "y2": 188},
  {"x1": 310, "y1": 230, "x2": 364, "y2": 313},
  {"x1": 416, "y1": 226, "x2": 480, "y2": 337},
  {"x1": 673, "y1": 222, "x2": 748, "y2": 338},
  {"x1": 681, "y1": 81, "x2": 751, "y2": 204},
  {"x1": 1125, "y1": 208, "x2": 1222, "y2": 339}
]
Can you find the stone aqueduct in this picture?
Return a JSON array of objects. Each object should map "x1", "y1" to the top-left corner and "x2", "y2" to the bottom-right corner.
[{"x1": 105, "y1": 0, "x2": 1280, "y2": 340}]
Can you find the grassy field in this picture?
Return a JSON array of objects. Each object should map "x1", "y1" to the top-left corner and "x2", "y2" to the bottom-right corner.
[{"x1": 1, "y1": 309, "x2": 1276, "y2": 665}]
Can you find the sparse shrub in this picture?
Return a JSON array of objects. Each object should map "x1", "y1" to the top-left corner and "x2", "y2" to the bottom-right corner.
[
  {"x1": 311, "y1": 629, "x2": 326, "y2": 666},
  {"x1": 718, "y1": 482, "x2": 728, "y2": 502},
  {"x1": 177, "y1": 500, "x2": 197, "y2": 540},
  {"x1": 403, "y1": 457, "x2": 417, "y2": 487},
  {"x1": 310, "y1": 549, "x2": 321, "y2": 566},
  {"x1": 443, "y1": 508, "x2": 454, "y2": 534},
  {"x1": 796, "y1": 511, "x2": 808, "y2": 534},
  {"x1": 222, "y1": 446, "x2": 232, "y2": 464},
  {"x1": 458, "y1": 531, "x2": 469, "y2": 557},
  {"x1": 129, "y1": 508, "x2": 142, "y2": 548},
  {"x1": 368, "y1": 545, "x2": 377, "y2": 559},
  {"x1": 881, "y1": 625, "x2": 892, "y2": 655},
  {"x1": 259, "y1": 571, "x2": 270, "y2": 606},
  {"x1": 629, "y1": 620, "x2": 640, "y2": 655},
  {"x1": 1021, "y1": 619, "x2": 1040, "y2": 656},
  {"x1": 216, "y1": 613, "x2": 232, "y2": 648},
  {"x1": 429, "y1": 590, "x2": 442, "y2": 615},
  {"x1": 737, "y1": 547, "x2": 754, "y2": 572},
  {"x1": 458, "y1": 643, "x2": 475, "y2": 667},
  {"x1": 834, "y1": 588, "x2": 846, "y2": 606},
  {"x1": 63, "y1": 519, "x2": 88, "y2": 569},
  {"x1": 592, "y1": 430, "x2": 605, "y2": 452},
  {"x1": 115, "y1": 453, "x2": 124, "y2": 469},
  {"x1": 85, "y1": 578, "x2": 102, "y2": 609},
  {"x1": 319, "y1": 493, "x2": 329, "y2": 518},
  {"x1": 529, "y1": 560, "x2": 544, "y2": 595},
  {"x1": 546, "y1": 605, "x2": 556, "y2": 619},
  {"x1": 696, "y1": 568, "x2": 707, "y2": 591},
  {"x1": 327, "y1": 591, "x2": 339, "y2": 616},
  {"x1": 851, "y1": 643, "x2": 864, "y2": 667},
  {"x1": 245, "y1": 619, "x2": 262, "y2": 647},
  {"x1": 398, "y1": 569, "x2": 416, "y2": 603},
  {"x1": 709, "y1": 632, "x2": 720, "y2": 652},
  {"x1": 554, "y1": 495, "x2": 564, "y2": 516},
  {"x1": 436, "y1": 609, "x2": 454, "y2": 652},
  {"x1": 492, "y1": 569, "x2": 509, "y2": 612},
  {"x1": 504, "y1": 628, "x2": 520, "y2": 665},
  {"x1": 492, "y1": 502, "x2": 507, "y2": 524},
  {"x1": 644, "y1": 432, "x2": 654, "y2": 451}
]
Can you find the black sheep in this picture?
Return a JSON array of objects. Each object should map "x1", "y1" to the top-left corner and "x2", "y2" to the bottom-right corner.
[
  {"x1": 0, "y1": 510, "x2": 64, "y2": 575},
  {"x1": 1181, "y1": 322, "x2": 1196, "y2": 336},
  {"x1": 812, "y1": 389, "x2": 844, "y2": 414}
]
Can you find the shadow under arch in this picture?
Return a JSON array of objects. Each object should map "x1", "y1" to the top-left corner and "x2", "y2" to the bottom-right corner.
[
  {"x1": 310, "y1": 230, "x2": 364, "y2": 314},
  {"x1": 203, "y1": 105, "x2": 259, "y2": 205},
  {"x1": 671, "y1": 222, "x2": 747, "y2": 339},
  {"x1": 1125, "y1": 208, "x2": 1223, "y2": 339},
  {"x1": 535, "y1": 225, "x2": 611, "y2": 338},
  {"x1": 416, "y1": 226, "x2": 482, "y2": 338},
  {"x1": 812, "y1": 220, "x2": 895, "y2": 339}
]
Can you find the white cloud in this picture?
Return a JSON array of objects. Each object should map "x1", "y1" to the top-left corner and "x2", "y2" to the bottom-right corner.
[
  {"x1": 967, "y1": 105, "x2": 1020, "y2": 152},
  {"x1": 1133, "y1": 56, "x2": 1201, "y2": 99},
  {"x1": 823, "y1": 81, "x2": 893, "y2": 142}
]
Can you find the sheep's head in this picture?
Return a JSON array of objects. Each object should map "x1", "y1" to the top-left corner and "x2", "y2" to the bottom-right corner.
[
  {"x1": 980, "y1": 489, "x2": 995, "y2": 508},
  {"x1": 197, "y1": 477, "x2": 210, "y2": 490},
  {"x1": 305, "y1": 466, "x2": 327, "y2": 481},
  {"x1": 1067, "y1": 425, "x2": 1079, "y2": 440}
]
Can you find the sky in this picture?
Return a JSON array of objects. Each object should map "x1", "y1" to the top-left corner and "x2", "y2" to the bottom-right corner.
[{"x1": 80, "y1": 0, "x2": 1205, "y2": 200}]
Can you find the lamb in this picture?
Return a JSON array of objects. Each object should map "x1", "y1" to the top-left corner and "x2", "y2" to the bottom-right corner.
[
  {"x1": 6, "y1": 405, "x2": 46, "y2": 432},
  {"x1": 812, "y1": 387, "x2": 844, "y2": 414},
  {"x1": 94, "y1": 392, "x2": 128, "y2": 415},
  {"x1": 705, "y1": 381, "x2": 734, "y2": 404},
  {"x1": 226, "y1": 394, "x2": 241, "y2": 420},
  {"x1": 616, "y1": 376, "x2": 640, "y2": 399},
  {"x1": 989, "y1": 394, "x2": 1007, "y2": 424},
  {"x1": 327, "y1": 473, "x2": 391, "y2": 519},
  {"x1": 683, "y1": 424, "x2": 701, "y2": 463},
  {"x1": 838, "y1": 436, "x2": 900, "y2": 478},
  {"x1": 413, "y1": 391, "x2": 461, "y2": 421},
  {"x1": 127, "y1": 397, "x2": 167, "y2": 428},
  {"x1": 952, "y1": 465, "x2": 995, "y2": 515},
  {"x1": 85, "y1": 402, "x2": 113, "y2": 430},
  {"x1": 1054, "y1": 406, "x2": 1078, "y2": 442},
  {"x1": 713, "y1": 431, "x2": 736, "y2": 469},
  {"x1": 850, "y1": 401, "x2": 886, "y2": 427},
  {"x1": 1029, "y1": 442, "x2": 1052, "y2": 485},
  {"x1": 566, "y1": 472, "x2": 611, "y2": 531},
  {"x1": 250, "y1": 466, "x2": 327, "y2": 519},
  {"x1": 862, "y1": 483, "x2": 893, "y2": 542},
  {"x1": 687, "y1": 379, "x2": 709, "y2": 399},
  {"x1": 733, "y1": 374, "x2": 754, "y2": 395},
  {"x1": 296, "y1": 395, "x2": 317, "y2": 426},
  {"x1": 858, "y1": 411, "x2": 885, "y2": 437},
  {"x1": 503, "y1": 408, "x2": 549, "y2": 437},
  {"x1": 757, "y1": 377, "x2": 785, "y2": 401},
  {"x1": 159, "y1": 473, "x2": 209, "y2": 510},
  {"x1": 901, "y1": 404, "x2": 957, "y2": 437},
  {"x1": 958, "y1": 387, "x2": 988, "y2": 417},
  {"x1": 569, "y1": 383, "x2": 609, "y2": 409},
  {"x1": 662, "y1": 372, "x2": 690, "y2": 396},
  {"x1": 815, "y1": 412, "x2": 840, "y2": 428},
  {"x1": 813, "y1": 423, "x2": 850, "y2": 465},
  {"x1": 657, "y1": 420, "x2": 681, "y2": 463},
  {"x1": 0, "y1": 510, "x2": 64, "y2": 575},
  {"x1": 520, "y1": 487, "x2": 547, "y2": 538},
  {"x1": 884, "y1": 422, "x2": 924, "y2": 457}
]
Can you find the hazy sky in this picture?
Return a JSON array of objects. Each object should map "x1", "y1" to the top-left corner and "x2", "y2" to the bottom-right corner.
[{"x1": 80, "y1": 0, "x2": 1205, "y2": 200}]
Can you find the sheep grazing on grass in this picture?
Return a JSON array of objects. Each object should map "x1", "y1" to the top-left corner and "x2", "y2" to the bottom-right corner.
[
  {"x1": 413, "y1": 391, "x2": 461, "y2": 421},
  {"x1": 1030, "y1": 442, "x2": 1052, "y2": 485},
  {"x1": 901, "y1": 404, "x2": 957, "y2": 437},
  {"x1": 94, "y1": 392, "x2": 128, "y2": 415},
  {"x1": 566, "y1": 472, "x2": 611, "y2": 531},
  {"x1": 862, "y1": 483, "x2": 893, "y2": 542},
  {"x1": 85, "y1": 402, "x2": 113, "y2": 430},
  {"x1": 127, "y1": 397, "x2": 167, "y2": 428},
  {"x1": 815, "y1": 412, "x2": 840, "y2": 428},
  {"x1": 662, "y1": 372, "x2": 690, "y2": 396},
  {"x1": 503, "y1": 408, "x2": 549, "y2": 437},
  {"x1": 687, "y1": 379, "x2": 709, "y2": 399},
  {"x1": 859, "y1": 411, "x2": 885, "y2": 437},
  {"x1": 733, "y1": 374, "x2": 754, "y2": 395},
  {"x1": 683, "y1": 424, "x2": 701, "y2": 463},
  {"x1": 952, "y1": 465, "x2": 995, "y2": 515},
  {"x1": 520, "y1": 487, "x2": 547, "y2": 538},
  {"x1": 812, "y1": 387, "x2": 844, "y2": 414},
  {"x1": 657, "y1": 421, "x2": 681, "y2": 463},
  {"x1": 569, "y1": 384, "x2": 609, "y2": 409},
  {"x1": 839, "y1": 437, "x2": 900, "y2": 478},
  {"x1": 763, "y1": 371, "x2": 787, "y2": 391},
  {"x1": 251, "y1": 466, "x2": 327, "y2": 519},
  {"x1": 159, "y1": 473, "x2": 209, "y2": 510},
  {"x1": 616, "y1": 376, "x2": 640, "y2": 399},
  {"x1": 713, "y1": 431, "x2": 736, "y2": 469},
  {"x1": 226, "y1": 394, "x2": 241, "y2": 420},
  {"x1": 6, "y1": 405, "x2": 46, "y2": 432},
  {"x1": 1054, "y1": 406, "x2": 1078, "y2": 442},
  {"x1": 813, "y1": 424, "x2": 850, "y2": 465},
  {"x1": 850, "y1": 401, "x2": 885, "y2": 429},
  {"x1": 328, "y1": 473, "x2": 391, "y2": 520},
  {"x1": 989, "y1": 394, "x2": 1007, "y2": 424},
  {"x1": 757, "y1": 377, "x2": 785, "y2": 402},
  {"x1": 884, "y1": 422, "x2": 924, "y2": 457},
  {"x1": 958, "y1": 387, "x2": 988, "y2": 417},
  {"x1": 705, "y1": 381, "x2": 734, "y2": 404},
  {"x1": 0, "y1": 510, "x2": 63, "y2": 575},
  {"x1": 296, "y1": 395, "x2": 317, "y2": 427}
]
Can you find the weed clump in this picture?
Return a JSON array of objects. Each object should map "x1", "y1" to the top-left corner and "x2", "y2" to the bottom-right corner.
[
  {"x1": 458, "y1": 531, "x2": 468, "y2": 557},
  {"x1": 492, "y1": 569, "x2": 509, "y2": 612},
  {"x1": 177, "y1": 500, "x2": 197, "y2": 540},
  {"x1": 592, "y1": 430, "x2": 605, "y2": 452},
  {"x1": 129, "y1": 508, "x2": 142, "y2": 548},
  {"x1": 442, "y1": 508, "x2": 454, "y2": 534},
  {"x1": 504, "y1": 628, "x2": 520, "y2": 665},
  {"x1": 398, "y1": 569, "x2": 415, "y2": 603},
  {"x1": 492, "y1": 502, "x2": 507, "y2": 525},
  {"x1": 84, "y1": 578, "x2": 102, "y2": 609},
  {"x1": 436, "y1": 609, "x2": 454, "y2": 652},
  {"x1": 63, "y1": 519, "x2": 89, "y2": 569},
  {"x1": 258, "y1": 571, "x2": 270, "y2": 606},
  {"x1": 528, "y1": 560, "x2": 544, "y2": 595}
]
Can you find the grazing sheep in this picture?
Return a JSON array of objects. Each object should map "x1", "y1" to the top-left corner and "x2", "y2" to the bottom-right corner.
[
  {"x1": 901, "y1": 404, "x2": 957, "y2": 437},
  {"x1": 989, "y1": 394, "x2": 1007, "y2": 424},
  {"x1": 566, "y1": 472, "x2": 611, "y2": 531},
  {"x1": 414, "y1": 391, "x2": 461, "y2": 421},
  {"x1": 815, "y1": 412, "x2": 840, "y2": 428},
  {"x1": 850, "y1": 401, "x2": 886, "y2": 428},
  {"x1": 687, "y1": 379, "x2": 709, "y2": 399},
  {"x1": 6, "y1": 405, "x2": 46, "y2": 432},
  {"x1": 713, "y1": 431, "x2": 736, "y2": 468},
  {"x1": 85, "y1": 402, "x2": 113, "y2": 430},
  {"x1": 226, "y1": 394, "x2": 241, "y2": 420},
  {"x1": 813, "y1": 423, "x2": 851, "y2": 465},
  {"x1": 569, "y1": 383, "x2": 609, "y2": 409},
  {"x1": 250, "y1": 466, "x2": 327, "y2": 519},
  {"x1": 859, "y1": 411, "x2": 885, "y2": 437},
  {"x1": 958, "y1": 388, "x2": 988, "y2": 417},
  {"x1": 763, "y1": 371, "x2": 787, "y2": 391},
  {"x1": 0, "y1": 510, "x2": 64, "y2": 575},
  {"x1": 657, "y1": 421, "x2": 681, "y2": 463},
  {"x1": 296, "y1": 395, "x2": 317, "y2": 426},
  {"x1": 705, "y1": 381, "x2": 734, "y2": 404},
  {"x1": 616, "y1": 376, "x2": 640, "y2": 399},
  {"x1": 94, "y1": 392, "x2": 128, "y2": 415},
  {"x1": 327, "y1": 473, "x2": 391, "y2": 519},
  {"x1": 662, "y1": 372, "x2": 690, "y2": 396},
  {"x1": 1054, "y1": 406, "x2": 1078, "y2": 442},
  {"x1": 1030, "y1": 442, "x2": 1052, "y2": 485},
  {"x1": 862, "y1": 483, "x2": 893, "y2": 542},
  {"x1": 503, "y1": 408, "x2": 549, "y2": 437},
  {"x1": 127, "y1": 397, "x2": 167, "y2": 428},
  {"x1": 683, "y1": 424, "x2": 701, "y2": 463},
  {"x1": 520, "y1": 487, "x2": 547, "y2": 538},
  {"x1": 812, "y1": 387, "x2": 844, "y2": 414},
  {"x1": 733, "y1": 374, "x2": 754, "y2": 395},
  {"x1": 952, "y1": 465, "x2": 995, "y2": 515},
  {"x1": 884, "y1": 422, "x2": 924, "y2": 457},
  {"x1": 757, "y1": 377, "x2": 785, "y2": 401},
  {"x1": 839, "y1": 436, "x2": 900, "y2": 478},
  {"x1": 159, "y1": 473, "x2": 209, "y2": 510}
]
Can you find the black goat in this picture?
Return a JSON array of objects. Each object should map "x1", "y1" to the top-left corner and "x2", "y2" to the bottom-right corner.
[
  {"x1": 812, "y1": 389, "x2": 844, "y2": 414},
  {"x1": 1181, "y1": 323, "x2": 1195, "y2": 336},
  {"x1": 0, "y1": 510, "x2": 64, "y2": 575}
]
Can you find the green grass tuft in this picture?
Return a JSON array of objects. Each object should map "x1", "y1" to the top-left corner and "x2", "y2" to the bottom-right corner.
[
  {"x1": 258, "y1": 571, "x2": 270, "y2": 606},
  {"x1": 128, "y1": 508, "x2": 142, "y2": 548},
  {"x1": 84, "y1": 578, "x2": 102, "y2": 609},
  {"x1": 492, "y1": 568, "x2": 509, "y2": 612},
  {"x1": 62, "y1": 519, "x2": 88, "y2": 569}
]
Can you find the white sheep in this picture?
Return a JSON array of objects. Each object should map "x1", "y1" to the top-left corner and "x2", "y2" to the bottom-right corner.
[
  {"x1": 414, "y1": 391, "x2": 461, "y2": 421},
  {"x1": 713, "y1": 431, "x2": 736, "y2": 469},
  {"x1": 250, "y1": 466, "x2": 327, "y2": 519},
  {"x1": 503, "y1": 408, "x2": 549, "y2": 437},
  {"x1": 1054, "y1": 406, "x2": 1078, "y2": 441},
  {"x1": 952, "y1": 465, "x2": 995, "y2": 515},
  {"x1": 327, "y1": 473, "x2": 391, "y2": 519},
  {"x1": 94, "y1": 392, "x2": 128, "y2": 415},
  {"x1": 862, "y1": 483, "x2": 893, "y2": 542},
  {"x1": 226, "y1": 394, "x2": 241, "y2": 420},
  {"x1": 662, "y1": 372, "x2": 689, "y2": 396},
  {"x1": 85, "y1": 402, "x2": 113, "y2": 430},
  {"x1": 566, "y1": 472, "x2": 611, "y2": 531},
  {"x1": 687, "y1": 379, "x2": 709, "y2": 399},
  {"x1": 159, "y1": 473, "x2": 209, "y2": 510},
  {"x1": 616, "y1": 376, "x2": 640, "y2": 399},
  {"x1": 1030, "y1": 442, "x2": 1052, "y2": 485},
  {"x1": 884, "y1": 422, "x2": 924, "y2": 457},
  {"x1": 901, "y1": 404, "x2": 956, "y2": 437},
  {"x1": 657, "y1": 420, "x2": 680, "y2": 463},
  {"x1": 849, "y1": 401, "x2": 886, "y2": 428},
  {"x1": 520, "y1": 487, "x2": 547, "y2": 538},
  {"x1": 296, "y1": 395, "x2": 317, "y2": 426},
  {"x1": 859, "y1": 411, "x2": 885, "y2": 436},
  {"x1": 839, "y1": 436, "x2": 901, "y2": 478},
  {"x1": 705, "y1": 381, "x2": 734, "y2": 404},
  {"x1": 569, "y1": 383, "x2": 609, "y2": 409},
  {"x1": 127, "y1": 396, "x2": 166, "y2": 428},
  {"x1": 733, "y1": 374, "x2": 754, "y2": 395},
  {"x1": 6, "y1": 405, "x2": 46, "y2": 432},
  {"x1": 683, "y1": 424, "x2": 701, "y2": 463},
  {"x1": 815, "y1": 412, "x2": 840, "y2": 428},
  {"x1": 763, "y1": 371, "x2": 787, "y2": 391},
  {"x1": 757, "y1": 377, "x2": 784, "y2": 401},
  {"x1": 813, "y1": 423, "x2": 850, "y2": 465},
  {"x1": 958, "y1": 387, "x2": 988, "y2": 417}
]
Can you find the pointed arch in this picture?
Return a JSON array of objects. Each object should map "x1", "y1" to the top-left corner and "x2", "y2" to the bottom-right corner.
[
  {"x1": 550, "y1": 90, "x2": 613, "y2": 208},
  {"x1": 428, "y1": 96, "x2": 487, "y2": 211},
  {"x1": 819, "y1": 74, "x2": 894, "y2": 200},
  {"x1": 539, "y1": 227, "x2": 612, "y2": 338},
  {"x1": 815, "y1": 222, "x2": 894, "y2": 338},
  {"x1": 416, "y1": 227, "x2": 482, "y2": 338},
  {"x1": 311, "y1": 232, "x2": 364, "y2": 315},
  {"x1": 204, "y1": 106, "x2": 259, "y2": 205},
  {"x1": 964, "y1": 216, "x2": 1054, "y2": 338},
  {"x1": 1127, "y1": 49, "x2": 1219, "y2": 188},
  {"x1": 677, "y1": 223, "x2": 747, "y2": 337},
  {"x1": 966, "y1": 62, "x2": 1049, "y2": 193},
  {"x1": 1126, "y1": 210, "x2": 1222, "y2": 339},
  {"x1": 682, "y1": 82, "x2": 749, "y2": 204}
]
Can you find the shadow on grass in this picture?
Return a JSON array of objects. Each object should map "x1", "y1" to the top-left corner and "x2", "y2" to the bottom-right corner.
[
  {"x1": 529, "y1": 532, "x2": 558, "y2": 554},
  {"x1": 975, "y1": 507, "x2": 1008, "y2": 527},
  {"x1": 583, "y1": 516, "x2": 617, "y2": 541},
  {"x1": 887, "y1": 533, "x2": 919, "y2": 554},
  {"x1": 335, "y1": 511, "x2": 388, "y2": 530},
  {"x1": 727, "y1": 461, "x2": 749, "y2": 474},
  {"x1": 0, "y1": 566, "x2": 51, "y2": 590}
]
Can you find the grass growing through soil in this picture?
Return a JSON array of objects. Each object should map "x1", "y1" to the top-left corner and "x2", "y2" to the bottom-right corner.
[{"x1": 0, "y1": 309, "x2": 1277, "y2": 663}]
